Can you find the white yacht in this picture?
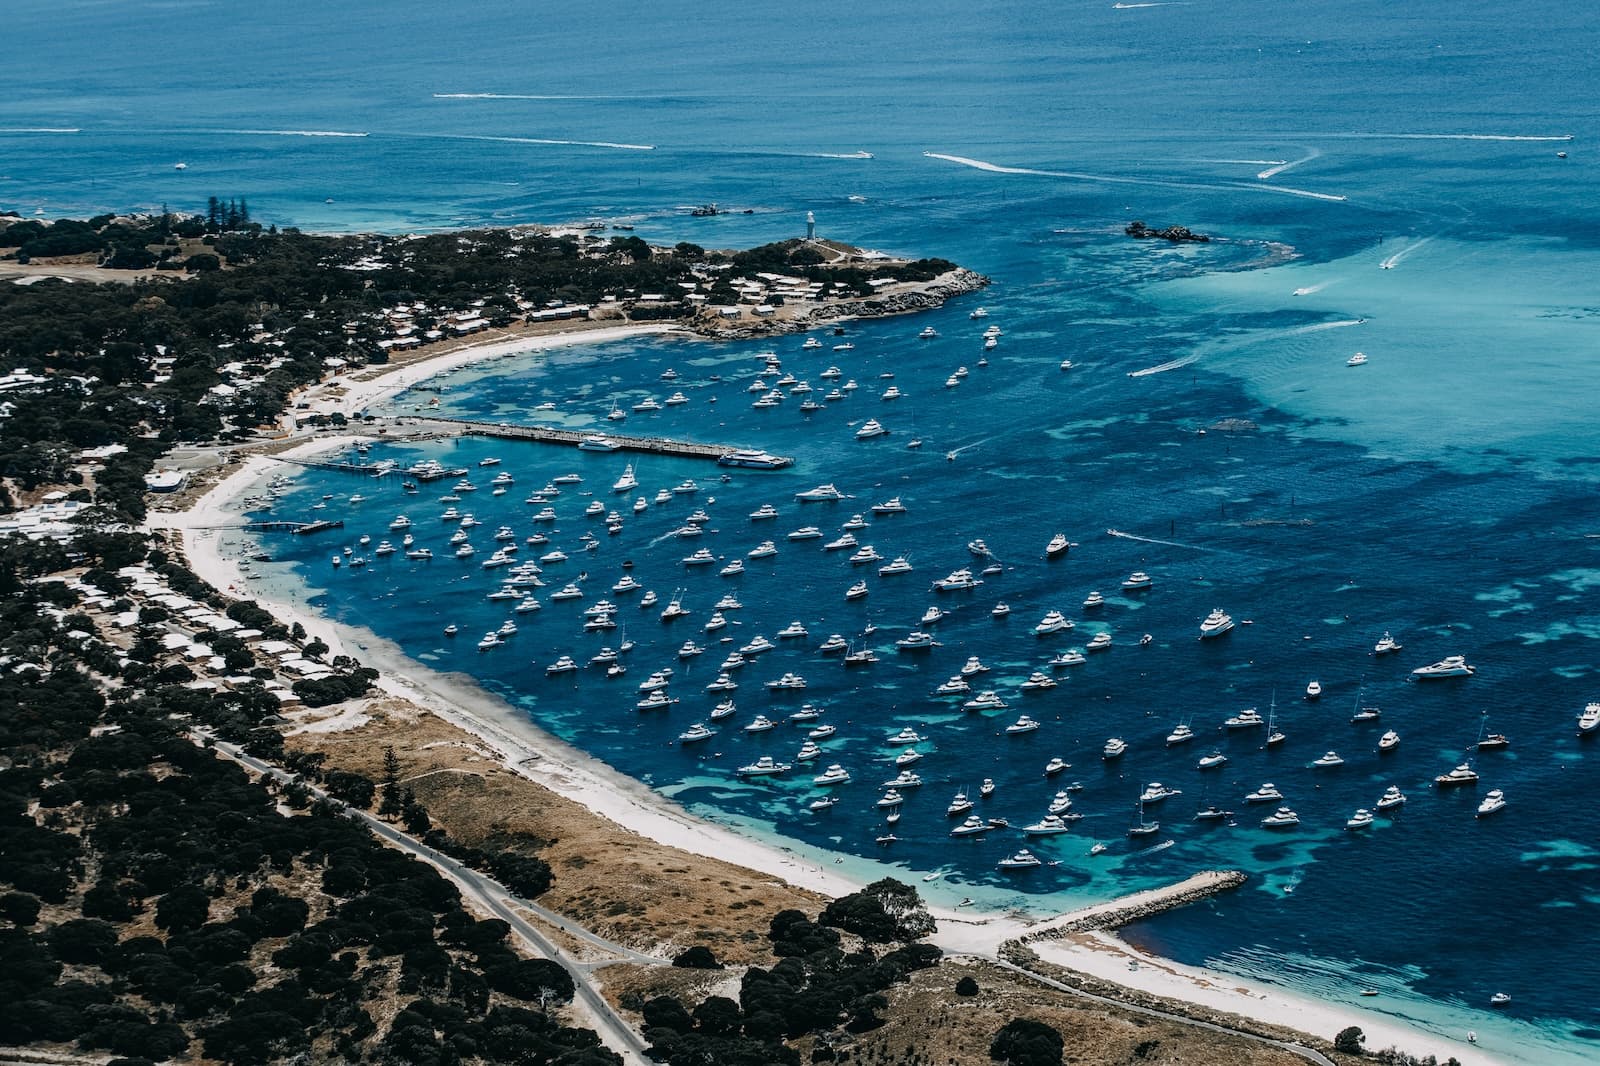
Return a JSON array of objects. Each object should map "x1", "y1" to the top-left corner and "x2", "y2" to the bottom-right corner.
[
  {"x1": 1312, "y1": 750, "x2": 1345, "y2": 768},
  {"x1": 919, "y1": 605, "x2": 946, "y2": 626},
  {"x1": 823, "y1": 532, "x2": 859, "y2": 551},
  {"x1": 1166, "y1": 723, "x2": 1195, "y2": 746},
  {"x1": 1412, "y1": 655, "x2": 1475, "y2": 679},
  {"x1": 545, "y1": 655, "x2": 578, "y2": 675},
  {"x1": 1476, "y1": 789, "x2": 1506, "y2": 818},
  {"x1": 677, "y1": 640, "x2": 704, "y2": 660},
  {"x1": 1085, "y1": 632, "x2": 1113, "y2": 652},
  {"x1": 750, "y1": 503, "x2": 779, "y2": 520},
  {"x1": 871, "y1": 496, "x2": 907, "y2": 515},
  {"x1": 719, "y1": 559, "x2": 745, "y2": 577},
  {"x1": 1023, "y1": 815, "x2": 1070, "y2": 837},
  {"x1": 788, "y1": 526, "x2": 823, "y2": 541},
  {"x1": 1047, "y1": 791, "x2": 1073, "y2": 815},
  {"x1": 1101, "y1": 737, "x2": 1128, "y2": 759},
  {"x1": 1376, "y1": 785, "x2": 1407, "y2": 811},
  {"x1": 766, "y1": 673, "x2": 808, "y2": 691},
  {"x1": 795, "y1": 483, "x2": 844, "y2": 502},
  {"x1": 949, "y1": 815, "x2": 991, "y2": 837},
  {"x1": 818, "y1": 634, "x2": 849, "y2": 654},
  {"x1": 1121, "y1": 571, "x2": 1152, "y2": 590},
  {"x1": 1082, "y1": 590, "x2": 1105, "y2": 609},
  {"x1": 855, "y1": 419, "x2": 888, "y2": 439},
  {"x1": 776, "y1": 620, "x2": 809, "y2": 640},
  {"x1": 748, "y1": 540, "x2": 779, "y2": 559},
  {"x1": 1580, "y1": 702, "x2": 1600, "y2": 736},
  {"x1": 682, "y1": 547, "x2": 716, "y2": 566},
  {"x1": 1378, "y1": 729, "x2": 1400, "y2": 752},
  {"x1": 1006, "y1": 715, "x2": 1041, "y2": 734},
  {"x1": 613, "y1": 574, "x2": 642, "y2": 594},
  {"x1": 1345, "y1": 808, "x2": 1375, "y2": 830},
  {"x1": 1261, "y1": 806, "x2": 1301, "y2": 829},
  {"x1": 959, "y1": 656, "x2": 990, "y2": 676},
  {"x1": 884, "y1": 769, "x2": 924, "y2": 789},
  {"x1": 896, "y1": 630, "x2": 939, "y2": 651},
  {"x1": 991, "y1": 602, "x2": 1011, "y2": 618},
  {"x1": 881, "y1": 385, "x2": 902, "y2": 401},
  {"x1": 1305, "y1": 680, "x2": 1323, "y2": 700},
  {"x1": 1139, "y1": 782, "x2": 1182, "y2": 804},
  {"x1": 998, "y1": 850, "x2": 1042, "y2": 870},
  {"x1": 1199, "y1": 608, "x2": 1235, "y2": 638},
  {"x1": 1043, "y1": 757, "x2": 1070, "y2": 777},
  {"x1": 1021, "y1": 672, "x2": 1057, "y2": 691},
  {"x1": 1346, "y1": 351, "x2": 1369, "y2": 367},
  {"x1": 813, "y1": 763, "x2": 851, "y2": 786},
  {"x1": 1045, "y1": 533, "x2": 1070, "y2": 557},
  {"x1": 802, "y1": 337, "x2": 823, "y2": 350},
  {"x1": 1374, "y1": 631, "x2": 1403, "y2": 655},
  {"x1": 934, "y1": 676, "x2": 971, "y2": 696},
  {"x1": 1048, "y1": 650, "x2": 1087, "y2": 668},
  {"x1": 612, "y1": 464, "x2": 638, "y2": 493},
  {"x1": 848, "y1": 544, "x2": 882, "y2": 565},
  {"x1": 740, "y1": 635, "x2": 776, "y2": 655},
  {"x1": 877, "y1": 789, "x2": 905, "y2": 808},
  {"x1": 1197, "y1": 751, "x2": 1228, "y2": 770},
  {"x1": 744, "y1": 714, "x2": 776, "y2": 733},
  {"x1": 1435, "y1": 763, "x2": 1480, "y2": 787},
  {"x1": 879, "y1": 556, "x2": 914, "y2": 576},
  {"x1": 844, "y1": 581, "x2": 869, "y2": 601},
  {"x1": 796, "y1": 740, "x2": 823, "y2": 762},
  {"x1": 962, "y1": 691, "x2": 1007, "y2": 712},
  {"x1": 933, "y1": 567, "x2": 981, "y2": 591},
  {"x1": 1245, "y1": 783, "x2": 1283, "y2": 804},
  {"x1": 894, "y1": 747, "x2": 922, "y2": 766},
  {"x1": 737, "y1": 756, "x2": 791, "y2": 777},
  {"x1": 1225, "y1": 707, "x2": 1265, "y2": 729},
  {"x1": 1034, "y1": 610, "x2": 1072, "y2": 635},
  {"x1": 887, "y1": 727, "x2": 924, "y2": 745},
  {"x1": 709, "y1": 699, "x2": 737, "y2": 721}
]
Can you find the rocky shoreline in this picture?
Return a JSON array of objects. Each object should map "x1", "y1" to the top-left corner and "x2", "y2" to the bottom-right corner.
[
  {"x1": 1022, "y1": 870, "x2": 1249, "y2": 939},
  {"x1": 697, "y1": 267, "x2": 989, "y2": 339}
]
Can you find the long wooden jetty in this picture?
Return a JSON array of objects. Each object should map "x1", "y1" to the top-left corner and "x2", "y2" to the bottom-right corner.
[
  {"x1": 420, "y1": 417, "x2": 783, "y2": 464},
  {"x1": 242, "y1": 519, "x2": 346, "y2": 535}
]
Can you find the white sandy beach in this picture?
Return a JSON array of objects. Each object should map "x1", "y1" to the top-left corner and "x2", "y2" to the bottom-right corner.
[{"x1": 149, "y1": 329, "x2": 1508, "y2": 1066}]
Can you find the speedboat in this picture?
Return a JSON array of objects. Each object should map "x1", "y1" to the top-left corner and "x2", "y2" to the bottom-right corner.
[
  {"x1": 918, "y1": 326, "x2": 939, "y2": 339},
  {"x1": 1043, "y1": 757, "x2": 1070, "y2": 777},
  {"x1": 1006, "y1": 715, "x2": 1041, "y2": 734},
  {"x1": 1197, "y1": 751, "x2": 1228, "y2": 770},
  {"x1": 766, "y1": 673, "x2": 808, "y2": 691},
  {"x1": 477, "y1": 632, "x2": 502, "y2": 651},
  {"x1": 677, "y1": 640, "x2": 705, "y2": 659},
  {"x1": 705, "y1": 674, "x2": 738, "y2": 693},
  {"x1": 795, "y1": 483, "x2": 844, "y2": 502},
  {"x1": 1261, "y1": 806, "x2": 1300, "y2": 828},
  {"x1": 1199, "y1": 608, "x2": 1235, "y2": 638},
  {"x1": 919, "y1": 605, "x2": 946, "y2": 626},
  {"x1": 1378, "y1": 730, "x2": 1400, "y2": 752},
  {"x1": 1023, "y1": 815, "x2": 1070, "y2": 837},
  {"x1": 1376, "y1": 785, "x2": 1406, "y2": 811},
  {"x1": 550, "y1": 583, "x2": 583, "y2": 601},
  {"x1": 946, "y1": 790, "x2": 973, "y2": 816},
  {"x1": 1305, "y1": 680, "x2": 1322, "y2": 700},
  {"x1": 750, "y1": 503, "x2": 779, "y2": 521},
  {"x1": 578, "y1": 435, "x2": 619, "y2": 452},
  {"x1": 678, "y1": 723, "x2": 716, "y2": 744},
  {"x1": 1034, "y1": 610, "x2": 1072, "y2": 635},
  {"x1": 740, "y1": 634, "x2": 776, "y2": 656},
  {"x1": 1347, "y1": 351, "x2": 1369, "y2": 367},
  {"x1": 719, "y1": 559, "x2": 745, "y2": 577},
  {"x1": 877, "y1": 789, "x2": 905, "y2": 808},
  {"x1": 789, "y1": 703, "x2": 824, "y2": 722},
  {"x1": 1224, "y1": 707, "x2": 1265, "y2": 729},
  {"x1": 1121, "y1": 571, "x2": 1153, "y2": 591},
  {"x1": 802, "y1": 337, "x2": 823, "y2": 350},
  {"x1": 636, "y1": 691, "x2": 678, "y2": 711},
  {"x1": 1374, "y1": 631, "x2": 1403, "y2": 655},
  {"x1": 1102, "y1": 737, "x2": 1127, "y2": 759},
  {"x1": 881, "y1": 385, "x2": 902, "y2": 401},
  {"x1": 841, "y1": 513, "x2": 870, "y2": 530},
  {"x1": 1435, "y1": 763, "x2": 1480, "y2": 787},
  {"x1": 612, "y1": 464, "x2": 638, "y2": 493},
  {"x1": 878, "y1": 556, "x2": 914, "y2": 576},
  {"x1": 884, "y1": 769, "x2": 924, "y2": 790},
  {"x1": 1412, "y1": 655, "x2": 1475, "y2": 679},
  {"x1": 1045, "y1": 533, "x2": 1070, "y2": 557},
  {"x1": 894, "y1": 747, "x2": 922, "y2": 766},
  {"x1": 1245, "y1": 783, "x2": 1283, "y2": 804},
  {"x1": 887, "y1": 727, "x2": 924, "y2": 745},
  {"x1": 963, "y1": 691, "x2": 1006, "y2": 712},
  {"x1": 613, "y1": 574, "x2": 642, "y2": 594},
  {"x1": 998, "y1": 850, "x2": 1042, "y2": 871},
  {"x1": 813, "y1": 763, "x2": 851, "y2": 785},
  {"x1": 737, "y1": 756, "x2": 791, "y2": 777},
  {"x1": 709, "y1": 699, "x2": 737, "y2": 721},
  {"x1": 1312, "y1": 750, "x2": 1345, "y2": 768},
  {"x1": 823, "y1": 532, "x2": 858, "y2": 551},
  {"x1": 1166, "y1": 724, "x2": 1195, "y2": 746},
  {"x1": 848, "y1": 544, "x2": 882, "y2": 564},
  {"x1": 1476, "y1": 789, "x2": 1507, "y2": 817},
  {"x1": 1047, "y1": 791, "x2": 1073, "y2": 815}
]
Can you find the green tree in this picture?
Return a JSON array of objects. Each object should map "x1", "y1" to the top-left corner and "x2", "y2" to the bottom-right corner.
[
  {"x1": 1334, "y1": 1026, "x2": 1365, "y2": 1054},
  {"x1": 990, "y1": 1017, "x2": 1064, "y2": 1066}
]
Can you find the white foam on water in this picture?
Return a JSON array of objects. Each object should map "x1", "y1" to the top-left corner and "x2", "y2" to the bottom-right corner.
[
  {"x1": 1257, "y1": 148, "x2": 1319, "y2": 180},
  {"x1": 925, "y1": 151, "x2": 1348, "y2": 202},
  {"x1": 1328, "y1": 131, "x2": 1573, "y2": 142},
  {"x1": 0, "y1": 127, "x2": 80, "y2": 134},
  {"x1": 225, "y1": 128, "x2": 369, "y2": 137},
  {"x1": 1379, "y1": 235, "x2": 1435, "y2": 270}
]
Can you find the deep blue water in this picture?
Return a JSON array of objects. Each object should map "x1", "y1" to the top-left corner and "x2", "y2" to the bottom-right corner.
[{"x1": 9, "y1": 1, "x2": 1600, "y2": 1059}]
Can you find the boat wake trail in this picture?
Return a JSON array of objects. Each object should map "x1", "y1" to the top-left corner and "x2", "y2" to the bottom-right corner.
[
  {"x1": 1292, "y1": 283, "x2": 1328, "y2": 296},
  {"x1": 0, "y1": 127, "x2": 80, "y2": 134},
  {"x1": 222, "y1": 128, "x2": 369, "y2": 137},
  {"x1": 406, "y1": 132, "x2": 654, "y2": 151},
  {"x1": 433, "y1": 92, "x2": 644, "y2": 100},
  {"x1": 1329, "y1": 131, "x2": 1573, "y2": 142},
  {"x1": 1379, "y1": 236, "x2": 1435, "y2": 270},
  {"x1": 1107, "y1": 529, "x2": 1220, "y2": 553},
  {"x1": 924, "y1": 152, "x2": 1347, "y2": 202},
  {"x1": 1257, "y1": 148, "x2": 1319, "y2": 180},
  {"x1": 1128, "y1": 319, "x2": 1363, "y2": 377}
]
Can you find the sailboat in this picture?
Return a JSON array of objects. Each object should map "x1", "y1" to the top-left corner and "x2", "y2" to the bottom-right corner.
[
  {"x1": 1128, "y1": 795, "x2": 1160, "y2": 838},
  {"x1": 1265, "y1": 689, "x2": 1285, "y2": 747}
]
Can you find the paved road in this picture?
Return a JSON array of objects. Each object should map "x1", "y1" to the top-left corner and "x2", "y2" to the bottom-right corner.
[
  {"x1": 983, "y1": 957, "x2": 1336, "y2": 1066},
  {"x1": 204, "y1": 736, "x2": 656, "y2": 1065}
]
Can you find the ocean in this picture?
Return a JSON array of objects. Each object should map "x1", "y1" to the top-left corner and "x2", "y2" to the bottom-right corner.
[{"x1": 8, "y1": 0, "x2": 1599, "y2": 1059}]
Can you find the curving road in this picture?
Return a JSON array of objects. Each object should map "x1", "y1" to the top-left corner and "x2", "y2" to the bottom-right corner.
[{"x1": 201, "y1": 735, "x2": 656, "y2": 1065}]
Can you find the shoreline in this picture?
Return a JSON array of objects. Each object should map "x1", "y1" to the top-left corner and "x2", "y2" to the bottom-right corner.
[{"x1": 152, "y1": 328, "x2": 1507, "y2": 1066}]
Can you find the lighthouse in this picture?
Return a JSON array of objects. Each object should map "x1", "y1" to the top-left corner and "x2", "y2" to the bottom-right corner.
[{"x1": 806, "y1": 211, "x2": 815, "y2": 240}]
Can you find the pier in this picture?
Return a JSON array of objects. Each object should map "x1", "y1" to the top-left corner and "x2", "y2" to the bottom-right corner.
[
  {"x1": 241, "y1": 519, "x2": 346, "y2": 535},
  {"x1": 273, "y1": 456, "x2": 398, "y2": 478},
  {"x1": 1022, "y1": 870, "x2": 1247, "y2": 939},
  {"x1": 419, "y1": 417, "x2": 789, "y2": 465}
]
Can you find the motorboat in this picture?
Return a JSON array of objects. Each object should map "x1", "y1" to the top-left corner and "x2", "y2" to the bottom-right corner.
[
  {"x1": 1020, "y1": 672, "x2": 1057, "y2": 691},
  {"x1": 1006, "y1": 715, "x2": 1041, "y2": 734},
  {"x1": 1043, "y1": 757, "x2": 1070, "y2": 777},
  {"x1": 876, "y1": 789, "x2": 905, "y2": 809},
  {"x1": 795, "y1": 740, "x2": 823, "y2": 762},
  {"x1": 719, "y1": 559, "x2": 745, "y2": 577},
  {"x1": 405, "y1": 548, "x2": 433, "y2": 560},
  {"x1": 767, "y1": 673, "x2": 808, "y2": 691},
  {"x1": 1378, "y1": 730, "x2": 1400, "y2": 752},
  {"x1": 789, "y1": 703, "x2": 824, "y2": 722},
  {"x1": 1261, "y1": 806, "x2": 1301, "y2": 828},
  {"x1": 998, "y1": 850, "x2": 1042, "y2": 870},
  {"x1": 613, "y1": 574, "x2": 642, "y2": 594},
  {"x1": 476, "y1": 632, "x2": 501, "y2": 651},
  {"x1": 1580, "y1": 702, "x2": 1600, "y2": 736},
  {"x1": 919, "y1": 605, "x2": 947, "y2": 626},
  {"x1": 749, "y1": 503, "x2": 779, "y2": 522},
  {"x1": 855, "y1": 419, "x2": 888, "y2": 440},
  {"x1": 1121, "y1": 571, "x2": 1153, "y2": 591},
  {"x1": 818, "y1": 634, "x2": 849, "y2": 654},
  {"x1": 709, "y1": 699, "x2": 737, "y2": 721},
  {"x1": 980, "y1": 778, "x2": 996, "y2": 798},
  {"x1": 1351, "y1": 704, "x2": 1381, "y2": 722},
  {"x1": 1197, "y1": 751, "x2": 1228, "y2": 770},
  {"x1": 748, "y1": 540, "x2": 779, "y2": 560},
  {"x1": 1049, "y1": 650, "x2": 1087, "y2": 668},
  {"x1": 934, "y1": 676, "x2": 971, "y2": 696},
  {"x1": 1193, "y1": 805, "x2": 1231, "y2": 822},
  {"x1": 963, "y1": 691, "x2": 1007, "y2": 712},
  {"x1": 611, "y1": 464, "x2": 638, "y2": 493},
  {"x1": 946, "y1": 789, "x2": 974, "y2": 817},
  {"x1": 1312, "y1": 750, "x2": 1345, "y2": 768},
  {"x1": 1199, "y1": 608, "x2": 1235, "y2": 638},
  {"x1": 736, "y1": 756, "x2": 791, "y2": 777},
  {"x1": 1478, "y1": 732, "x2": 1510, "y2": 751},
  {"x1": 1245, "y1": 783, "x2": 1283, "y2": 804},
  {"x1": 795, "y1": 483, "x2": 844, "y2": 502},
  {"x1": 545, "y1": 656, "x2": 578, "y2": 675},
  {"x1": 881, "y1": 385, "x2": 902, "y2": 401},
  {"x1": 871, "y1": 497, "x2": 907, "y2": 515},
  {"x1": 677, "y1": 640, "x2": 704, "y2": 660},
  {"x1": 823, "y1": 532, "x2": 859, "y2": 551},
  {"x1": 740, "y1": 635, "x2": 776, "y2": 656},
  {"x1": 640, "y1": 590, "x2": 660, "y2": 608},
  {"x1": 744, "y1": 715, "x2": 776, "y2": 733},
  {"x1": 894, "y1": 747, "x2": 922, "y2": 766},
  {"x1": 949, "y1": 815, "x2": 991, "y2": 837},
  {"x1": 1376, "y1": 785, "x2": 1407, "y2": 811},
  {"x1": 813, "y1": 763, "x2": 851, "y2": 785},
  {"x1": 802, "y1": 337, "x2": 824, "y2": 350},
  {"x1": 887, "y1": 727, "x2": 924, "y2": 745},
  {"x1": 1102, "y1": 737, "x2": 1128, "y2": 759},
  {"x1": 884, "y1": 769, "x2": 924, "y2": 789},
  {"x1": 1034, "y1": 610, "x2": 1072, "y2": 635},
  {"x1": 843, "y1": 647, "x2": 878, "y2": 666},
  {"x1": 1374, "y1": 631, "x2": 1403, "y2": 655},
  {"x1": 1476, "y1": 789, "x2": 1507, "y2": 817},
  {"x1": 878, "y1": 557, "x2": 914, "y2": 576},
  {"x1": 514, "y1": 596, "x2": 542, "y2": 614},
  {"x1": 705, "y1": 674, "x2": 738, "y2": 693},
  {"x1": 1305, "y1": 680, "x2": 1323, "y2": 700},
  {"x1": 1166, "y1": 724, "x2": 1195, "y2": 746},
  {"x1": 1045, "y1": 533, "x2": 1070, "y2": 557},
  {"x1": 1085, "y1": 632, "x2": 1113, "y2": 652},
  {"x1": 636, "y1": 691, "x2": 678, "y2": 711},
  {"x1": 991, "y1": 602, "x2": 1011, "y2": 619},
  {"x1": 578, "y1": 435, "x2": 620, "y2": 452},
  {"x1": 1047, "y1": 790, "x2": 1073, "y2": 815},
  {"x1": 933, "y1": 568, "x2": 981, "y2": 592},
  {"x1": 1490, "y1": 993, "x2": 1511, "y2": 1007},
  {"x1": 1435, "y1": 763, "x2": 1480, "y2": 787},
  {"x1": 717, "y1": 449, "x2": 793, "y2": 470},
  {"x1": 845, "y1": 581, "x2": 869, "y2": 601},
  {"x1": 1225, "y1": 707, "x2": 1265, "y2": 729},
  {"x1": 1139, "y1": 782, "x2": 1182, "y2": 803},
  {"x1": 896, "y1": 631, "x2": 939, "y2": 651},
  {"x1": 788, "y1": 526, "x2": 823, "y2": 541},
  {"x1": 777, "y1": 620, "x2": 809, "y2": 640},
  {"x1": 1346, "y1": 351, "x2": 1369, "y2": 367},
  {"x1": 1023, "y1": 815, "x2": 1070, "y2": 837},
  {"x1": 1082, "y1": 591, "x2": 1104, "y2": 609},
  {"x1": 443, "y1": 623, "x2": 458, "y2": 637},
  {"x1": 1412, "y1": 655, "x2": 1475, "y2": 679},
  {"x1": 841, "y1": 513, "x2": 870, "y2": 530}
]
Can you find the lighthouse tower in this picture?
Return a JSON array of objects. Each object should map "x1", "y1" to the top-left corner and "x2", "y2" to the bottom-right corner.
[{"x1": 806, "y1": 211, "x2": 815, "y2": 240}]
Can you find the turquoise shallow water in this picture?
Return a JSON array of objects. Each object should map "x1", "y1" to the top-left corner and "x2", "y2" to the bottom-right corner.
[{"x1": 9, "y1": 0, "x2": 1600, "y2": 1059}]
